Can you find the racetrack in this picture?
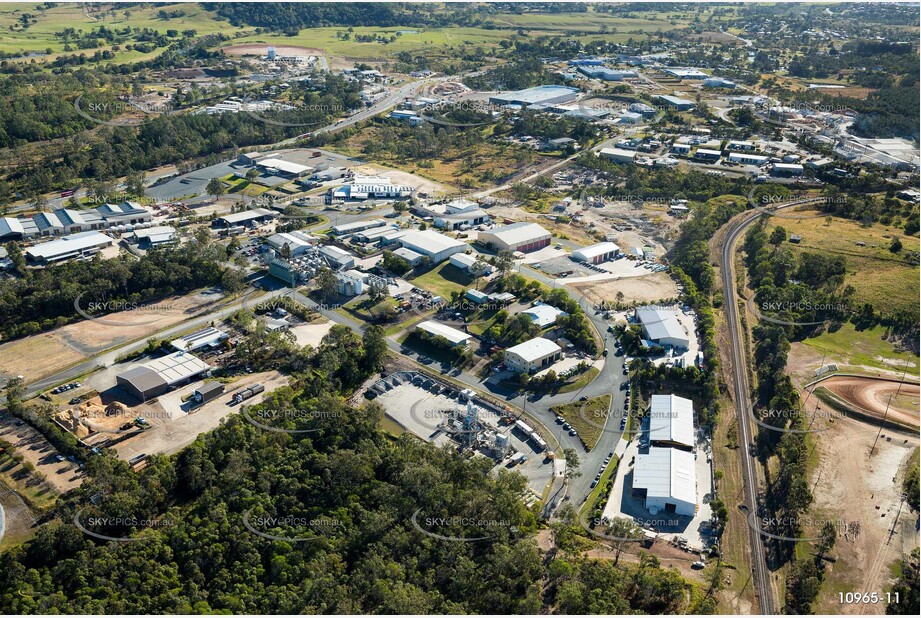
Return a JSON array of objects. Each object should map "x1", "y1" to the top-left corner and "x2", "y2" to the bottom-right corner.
[{"x1": 814, "y1": 375, "x2": 919, "y2": 429}]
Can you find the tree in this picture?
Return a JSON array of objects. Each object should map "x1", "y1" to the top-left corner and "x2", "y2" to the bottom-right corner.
[
  {"x1": 890, "y1": 237, "x2": 903, "y2": 253},
  {"x1": 245, "y1": 168, "x2": 260, "y2": 182},
  {"x1": 605, "y1": 518, "x2": 642, "y2": 565},
  {"x1": 206, "y1": 178, "x2": 225, "y2": 202},
  {"x1": 470, "y1": 257, "x2": 489, "y2": 289},
  {"x1": 367, "y1": 279, "x2": 388, "y2": 303},
  {"x1": 494, "y1": 250, "x2": 515, "y2": 278},
  {"x1": 562, "y1": 447, "x2": 581, "y2": 480},
  {"x1": 126, "y1": 171, "x2": 146, "y2": 198},
  {"x1": 362, "y1": 325, "x2": 387, "y2": 372},
  {"x1": 315, "y1": 267, "x2": 338, "y2": 299},
  {"x1": 769, "y1": 226, "x2": 787, "y2": 247}
]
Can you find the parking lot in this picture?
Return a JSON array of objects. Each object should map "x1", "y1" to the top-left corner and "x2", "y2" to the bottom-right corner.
[{"x1": 371, "y1": 375, "x2": 554, "y2": 495}]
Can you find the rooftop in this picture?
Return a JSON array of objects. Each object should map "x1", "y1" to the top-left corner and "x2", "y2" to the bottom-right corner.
[
  {"x1": 483, "y1": 222, "x2": 550, "y2": 245},
  {"x1": 506, "y1": 337, "x2": 562, "y2": 362},
  {"x1": 633, "y1": 447, "x2": 697, "y2": 506},
  {"x1": 416, "y1": 320, "x2": 472, "y2": 346},
  {"x1": 635, "y1": 305, "x2": 687, "y2": 344},
  {"x1": 648, "y1": 394, "x2": 695, "y2": 448}
]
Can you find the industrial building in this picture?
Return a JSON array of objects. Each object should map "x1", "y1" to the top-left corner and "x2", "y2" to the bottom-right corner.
[
  {"x1": 634, "y1": 305, "x2": 690, "y2": 350},
  {"x1": 522, "y1": 303, "x2": 568, "y2": 328},
  {"x1": 770, "y1": 162, "x2": 804, "y2": 177},
  {"x1": 571, "y1": 241, "x2": 620, "y2": 264},
  {"x1": 728, "y1": 153, "x2": 769, "y2": 166},
  {"x1": 489, "y1": 85, "x2": 580, "y2": 109},
  {"x1": 0, "y1": 217, "x2": 25, "y2": 242},
  {"x1": 671, "y1": 143, "x2": 692, "y2": 155},
  {"x1": 116, "y1": 351, "x2": 211, "y2": 402},
  {"x1": 629, "y1": 102, "x2": 658, "y2": 117},
  {"x1": 478, "y1": 222, "x2": 551, "y2": 253},
  {"x1": 25, "y1": 231, "x2": 114, "y2": 265},
  {"x1": 577, "y1": 66, "x2": 637, "y2": 81},
  {"x1": 726, "y1": 140, "x2": 756, "y2": 151},
  {"x1": 504, "y1": 337, "x2": 562, "y2": 374},
  {"x1": 266, "y1": 230, "x2": 314, "y2": 255},
  {"x1": 429, "y1": 199, "x2": 491, "y2": 230},
  {"x1": 331, "y1": 219, "x2": 387, "y2": 236},
  {"x1": 662, "y1": 68, "x2": 709, "y2": 80},
  {"x1": 633, "y1": 446, "x2": 697, "y2": 517},
  {"x1": 416, "y1": 320, "x2": 472, "y2": 347},
  {"x1": 2, "y1": 202, "x2": 153, "y2": 241},
  {"x1": 131, "y1": 225, "x2": 177, "y2": 248},
  {"x1": 318, "y1": 245, "x2": 356, "y2": 269},
  {"x1": 450, "y1": 252, "x2": 492, "y2": 275},
  {"x1": 702, "y1": 77, "x2": 736, "y2": 88},
  {"x1": 693, "y1": 148, "x2": 722, "y2": 161},
  {"x1": 213, "y1": 208, "x2": 275, "y2": 228},
  {"x1": 331, "y1": 175, "x2": 414, "y2": 201},
  {"x1": 335, "y1": 271, "x2": 365, "y2": 296},
  {"x1": 254, "y1": 158, "x2": 311, "y2": 178},
  {"x1": 648, "y1": 394, "x2": 695, "y2": 451},
  {"x1": 599, "y1": 147, "x2": 637, "y2": 164},
  {"x1": 397, "y1": 230, "x2": 467, "y2": 264},
  {"x1": 171, "y1": 327, "x2": 228, "y2": 353},
  {"x1": 657, "y1": 95, "x2": 695, "y2": 111},
  {"x1": 392, "y1": 247, "x2": 425, "y2": 267}
]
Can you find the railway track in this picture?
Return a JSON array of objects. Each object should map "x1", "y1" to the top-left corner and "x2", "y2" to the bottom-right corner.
[{"x1": 718, "y1": 199, "x2": 823, "y2": 613}]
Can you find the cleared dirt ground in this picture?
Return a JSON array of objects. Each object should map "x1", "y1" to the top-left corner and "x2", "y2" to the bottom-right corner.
[
  {"x1": 0, "y1": 413, "x2": 84, "y2": 494},
  {"x1": 568, "y1": 271, "x2": 680, "y2": 306},
  {"x1": 0, "y1": 335, "x2": 86, "y2": 384},
  {"x1": 814, "y1": 376, "x2": 919, "y2": 430},
  {"x1": 808, "y1": 416, "x2": 918, "y2": 615}
]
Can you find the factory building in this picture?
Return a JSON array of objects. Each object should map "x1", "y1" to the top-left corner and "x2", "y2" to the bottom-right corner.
[
  {"x1": 662, "y1": 68, "x2": 709, "y2": 80},
  {"x1": 648, "y1": 394, "x2": 696, "y2": 451},
  {"x1": 571, "y1": 241, "x2": 620, "y2": 264},
  {"x1": 450, "y1": 252, "x2": 492, "y2": 275},
  {"x1": 657, "y1": 95, "x2": 695, "y2": 111},
  {"x1": 131, "y1": 225, "x2": 177, "y2": 248},
  {"x1": 489, "y1": 85, "x2": 580, "y2": 109},
  {"x1": 522, "y1": 303, "x2": 568, "y2": 328},
  {"x1": 702, "y1": 77, "x2": 736, "y2": 88},
  {"x1": 254, "y1": 158, "x2": 311, "y2": 178},
  {"x1": 170, "y1": 327, "x2": 229, "y2": 353},
  {"x1": 478, "y1": 222, "x2": 551, "y2": 253},
  {"x1": 577, "y1": 66, "x2": 637, "y2": 81},
  {"x1": 265, "y1": 230, "x2": 314, "y2": 256},
  {"x1": 431, "y1": 199, "x2": 491, "y2": 230},
  {"x1": 633, "y1": 447, "x2": 697, "y2": 517},
  {"x1": 116, "y1": 351, "x2": 211, "y2": 402},
  {"x1": 599, "y1": 147, "x2": 637, "y2": 164},
  {"x1": 318, "y1": 245, "x2": 356, "y2": 269},
  {"x1": 504, "y1": 337, "x2": 562, "y2": 374},
  {"x1": 397, "y1": 229, "x2": 467, "y2": 264},
  {"x1": 770, "y1": 162, "x2": 805, "y2": 177},
  {"x1": 331, "y1": 219, "x2": 387, "y2": 236},
  {"x1": 213, "y1": 208, "x2": 275, "y2": 229},
  {"x1": 693, "y1": 148, "x2": 722, "y2": 161},
  {"x1": 25, "y1": 231, "x2": 114, "y2": 265},
  {"x1": 634, "y1": 305, "x2": 690, "y2": 350},
  {"x1": 331, "y1": 175, "x2": 414, "y2": 201},
  {"x1": 728, "y1": 153, "x2": 770, "y2": 166},
  {"x1": 416, "y1": 320, "x2": 473, "y2": 348}
]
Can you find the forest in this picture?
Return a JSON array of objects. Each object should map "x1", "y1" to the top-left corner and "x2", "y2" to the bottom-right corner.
[{"x1": 0, "y1": 323, "x2": 706, "y2": 614}]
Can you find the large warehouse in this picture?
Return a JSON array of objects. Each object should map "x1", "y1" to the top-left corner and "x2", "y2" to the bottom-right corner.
[
  {"x1": 416, "y1": 320, "x2": 472, "y2": 348},
  {"x1": 648, "y1": 394, "x2": 695, "y2": 451},
  {"x1": 572, "y1": 241, "x2": 620, "y2": 264},
  {"x1": 478, "y1": 222, "x2": 551, "y2": 253},
  {"x1": 489, "y1": 85, "x2": 580, "y2": 109},
  {"x1": 397, "y1": 230, "x2": 467, "y2": 264},
  {"x1": 116, "y1": 351, "x2": 211, "y2": 402},
  {"x1": 25, "y1": 231, "x2": 113, "y2": 265},
  {"x1": 634, "y1": 305, "x2": 690, "y2": 350},
  {"x1": 633, "y1": 447, "x2": 697, "y2": 517},
  {"x1": 214, "y1": 208, "x2": 275, "y2": 229},
  {"x1": 504, "y1": 337, "x2": 562, "y2": 373}
]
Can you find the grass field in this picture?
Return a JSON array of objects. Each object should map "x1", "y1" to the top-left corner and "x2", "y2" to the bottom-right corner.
[
  {"x1": 411, "y1": 262, "x2": 475, "y2": 299},
  {"x1": 799, "y1": 322, "x2": 919, "y2": 377},
  {"x1": 778, "y1": 211, "x2": 919, "y2": 316},
  {"x1": 550, "y1": 394, "x2": 611, "y2": 451}
]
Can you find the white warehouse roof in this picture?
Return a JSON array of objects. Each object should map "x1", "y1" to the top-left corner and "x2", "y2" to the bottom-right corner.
[
  {"x1": 416, "y1": 320, "x2": 472, "y2": 346},
  {"x1": 635, "y1": 306, "x2": 688, "y2": 344},
  {"x1": 482, "y1": 222, "x2": 550, "y2": 246},
  {"x1": 523, "y1": 303, "x2": 568, "y2": 328},
  {"x1": 399, "y1": 230, "x2": 466, "y2": 256},
  {"x1": 572, "y1": 241, "x2": 620, "y2": 261},
  {"x1": 633, "y1": 447, "x2": 697, "y2": 507},
  {"x1": 505, "y1": 337, "x2": 561, "y2": 363},
  {"x1": 25, "y1": 231, "x2": 113, "y2": 261},
  {"x1": 256, "y1": 158, "x2": 310, "y2": 175},
  {"x1": 648, "y1": 394, "x2": 695, "y2": 448}
]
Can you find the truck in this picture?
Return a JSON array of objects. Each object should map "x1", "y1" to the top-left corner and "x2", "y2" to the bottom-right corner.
[{"x1": 232, "y1": 383, "x2": 265, "y2": 404}]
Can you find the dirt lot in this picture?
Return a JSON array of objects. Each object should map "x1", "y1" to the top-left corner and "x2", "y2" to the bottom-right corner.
[
  {"x1": 0, "y1": 289, "x2": 229, "y2": 383},
  {"x1": 568, "y1": 271, "x2": 680, "y2": 306},
  {"x1": 809, "y1": 415, "x2": 918, "y2": 615},
  {"x1": 289, "y1": 321, "x2": 335, "y2": 348},
  {"x1": 0, "y1": 413, "x2": 84, "y2": 494},
  {"x1": 221, "y1": 43, "x2": 323, "y2": 57},
  {"x1": 814, "y1": 376, "x2": 919, "y2": 430},
  {"x1": 112, "y1": 371, "x2": 289, "y2": 461},
  {"x1": 350, "y1": 163, "x2": 449, "y2": 197},
  {"x1": 0, "y1": 335, "x2": 86, "y2": 384}
]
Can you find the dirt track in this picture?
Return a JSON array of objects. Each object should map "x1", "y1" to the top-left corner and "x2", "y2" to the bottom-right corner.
[{"x1": 815, "y1": 376, "x2": 919, "y2": 429}]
